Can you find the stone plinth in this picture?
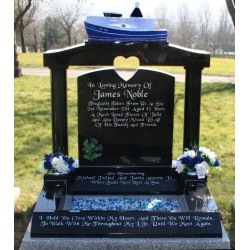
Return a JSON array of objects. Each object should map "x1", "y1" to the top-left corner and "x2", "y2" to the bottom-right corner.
[{"x1": 20, "y1": 221, "x2": 230, "y2": 250}]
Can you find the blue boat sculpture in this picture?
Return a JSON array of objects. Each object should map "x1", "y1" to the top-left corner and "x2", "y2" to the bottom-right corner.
[{"x1": 84, "y1": 2, "x2": 168, "y2": 42}]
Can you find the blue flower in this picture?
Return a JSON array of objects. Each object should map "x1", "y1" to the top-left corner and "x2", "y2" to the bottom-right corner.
[
  {"x1": 180, "y1": 156, "x2": 192, "y2": 166},
  {"x1": 44, "y1": 153, "x2": 53, "y2": 162},
  {"x1": 53, "y1": 152, "x2": 60, "y2": 158},
  {"x1": 68, "y1": 157, "x2": 75, "y2": 165},
  {"x1": 212, "y1": 159, "x2": 220, "y2": 166},
  {"x1": 44, "y1": 160, "x2": 52, "y2": 170},
  {"x1": 196, "y1": 150, "x2": 203, "y2": 157},
  {"x1": 68, "y1": 165, "x2": 76, "y2": 172},
  {"x1": 62, "y1": 155, "x2": 68, "y2": 162},
  {"x1": 193, "y1": 156, "x2": 205, "y2": 165}
]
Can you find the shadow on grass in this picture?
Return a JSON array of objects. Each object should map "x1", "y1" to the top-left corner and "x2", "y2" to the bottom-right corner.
[
  {"x1": 14, "y1": 204, "x2": 35, "y2": 250},
  {"x1": 202, "y1": 83, "x2": 235, "y2": 94},
  {"x1": 174, "y1": 83, "x2": 235, "y2": 112}
]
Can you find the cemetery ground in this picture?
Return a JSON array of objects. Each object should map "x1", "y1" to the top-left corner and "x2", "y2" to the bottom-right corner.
[
  {"x1": 18, "y1": 52, "x2": 235, "y2": 76},
  {"x1": 15, "y1": 55, "x2": 235, "y2": 249}
]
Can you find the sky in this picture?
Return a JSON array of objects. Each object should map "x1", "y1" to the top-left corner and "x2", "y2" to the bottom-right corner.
[
  {"x1": 41, "y1": 0, "x2": 227, "y2": 25},
  {"x1": 88, "y1": 0, "x2": 226, "y2": 20}
]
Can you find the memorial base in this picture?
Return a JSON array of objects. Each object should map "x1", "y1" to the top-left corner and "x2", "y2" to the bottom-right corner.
[{"x1": 20, "y1": 221, "x2": 231, "y2": 250}]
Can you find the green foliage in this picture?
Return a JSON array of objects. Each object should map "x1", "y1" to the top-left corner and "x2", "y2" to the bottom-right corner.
[
  {"x1": 43, "y1": 16, "x2": 68, "y2": 50},
  {"x1": 82, "y1": 139, "x2": 103, "y2": 161}
]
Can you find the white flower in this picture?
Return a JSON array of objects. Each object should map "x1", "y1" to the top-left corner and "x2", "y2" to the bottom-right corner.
[
  {"x1": 55, "y1": 164, "x2": 69, "y2": 174},
  {"x1": 199, "y1": 147, "x2": 208, "y2": 153},
  {"x1": 51, "y1": 156, "x2": 64, "y2": 167},
  {"x1": 172, "y1": 160, "x2": 178, "y2": 168},
  {"x1": 199, "y1": 147, "x2": 211, "y2": 156},
  {"x1": 175, "y1": 161, "x2": 185, "y2": 174},
  {"x1": 199, "y1": 147, "x2": 217, "y2": 164},
  {"x1": 195, "y1": 161, "x2": 209, "y2": 179},
  {"x1": 207, "y1": 151, "x2": 216, "y2": 164},
  {"x1": 181, "y1": 150, "x2": 196, "y2": 158},
  {"x1": 52, "y1": 156, "x2": 69, "y2": 174},
  {"x1": 188, "y1": 150, "x2": 196, "y2": 158},
  {"x1": 72, "y1": 160, "x2": 79, "y2": 168}
]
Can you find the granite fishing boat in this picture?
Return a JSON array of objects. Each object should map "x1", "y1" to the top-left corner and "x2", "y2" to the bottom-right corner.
[{"x1": 84, "y1": 2, "x2": 168, "y2": 42}]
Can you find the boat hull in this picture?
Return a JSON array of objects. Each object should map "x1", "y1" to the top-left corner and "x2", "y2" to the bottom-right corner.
[{"x1": 84, "y1": 19, "x2": 168, "y2": 42}]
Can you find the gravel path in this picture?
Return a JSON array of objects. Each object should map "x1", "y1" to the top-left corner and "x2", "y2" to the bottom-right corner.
[{"x1": 22, "y1": 67, "x2": 235, "y2": 84}]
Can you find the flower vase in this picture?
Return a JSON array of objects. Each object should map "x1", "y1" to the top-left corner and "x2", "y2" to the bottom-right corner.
[
  {"x1": 187, "y1": 171, "x2": 198, "y2": 178},
  {"x1": 183, "y1": 172, "x2": 207, "y2": 192},
  {"x1": 44, "y1": 172, "x2": 69, "y2": 186}
]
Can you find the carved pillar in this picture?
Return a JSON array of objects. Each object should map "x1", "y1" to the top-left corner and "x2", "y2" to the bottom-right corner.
[
  {"x1": 50, "y1": 67, "x2": 68, "y2": 155},
  {"x1": 183, "y1": 67, "x2": 203, "y2": 149}
]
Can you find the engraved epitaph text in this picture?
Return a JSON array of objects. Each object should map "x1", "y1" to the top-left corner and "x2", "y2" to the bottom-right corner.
[{"x1": 78, "y1": 69, "x2": 175, "y2": 166}]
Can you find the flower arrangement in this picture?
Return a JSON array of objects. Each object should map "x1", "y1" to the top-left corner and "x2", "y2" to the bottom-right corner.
[
  {"x1": 172, "y1": 147, "x2": 220, "y2": 179},
  {"x1": 82, "y1": 138, "x2": 103, "y2": 161},
  {"x1": 39, "y1": 152, "x2": 79, "y2": 174}
]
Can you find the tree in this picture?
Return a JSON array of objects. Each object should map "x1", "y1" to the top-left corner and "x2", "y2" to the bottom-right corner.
[
  {"x1": 154, "y1": 3, "x2": 169, "y2": 29},
  {"x1": 154, "y1": 2, "x2": 178, "y2": 43},
  {"x1": 214, "y1": 6, "x2": 235, "y2": 54},
  {"x1": 55, "y1": 2, "x2": 81, "y2": 46},
  {"x1": 43, "y1": 16, "x2": 68, "y2": 50},
  {"x1": 71, "y1": 22, "x2": 88, "y2": 44},
  {"x1": 29, "y1": 20, "x2": 43, "y2": 52},
  {"x1": 14, "y1": 0, "x2": 33, "y2": 77},
  {"x1": 174, "y1": 1, "x2": 197, "y2": 48},
  {"x1": 14, "y1": 0, "x2": 90, "y2": 77},
  {"x1": 17, "y1": 0, "x2": 40, "y2": 53},
  {"x1": 196, "y1": 0, "x2": 213, "y2": 51}
]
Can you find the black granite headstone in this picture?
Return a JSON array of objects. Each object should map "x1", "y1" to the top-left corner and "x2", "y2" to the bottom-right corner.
[
  {"x1": 29, "y1": 43, "x2": 225, "y2": 240},
  {"x1": 78, "y1": 68, "x2": 175, "y2": 166}
]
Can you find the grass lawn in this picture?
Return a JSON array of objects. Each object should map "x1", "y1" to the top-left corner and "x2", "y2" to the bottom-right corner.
[
  {"x1": 14, "y1": 76, "x2": 234, "y2": 249},
  {"x1": 18, "y1": 52, "x2": 235, "y2": 77}
]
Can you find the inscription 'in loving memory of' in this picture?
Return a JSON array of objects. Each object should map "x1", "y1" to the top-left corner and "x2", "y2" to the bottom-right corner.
[{"x1": 86, "y1": 81, "x2": 166, "y2": 129}]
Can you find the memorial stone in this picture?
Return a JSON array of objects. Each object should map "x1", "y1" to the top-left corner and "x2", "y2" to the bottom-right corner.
[
  {"x1": 78, "y1": 68, "x2": 175, "y2": 166},
  {"x1": 20, "y1": 46, "x2": 231, "y2": 250},
  {"x1": 28, "y1": 60, "x2": 226, "y2": 240},
  {"x1": 20, "y1": 2, "x2": 231, "y2": 249}
]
